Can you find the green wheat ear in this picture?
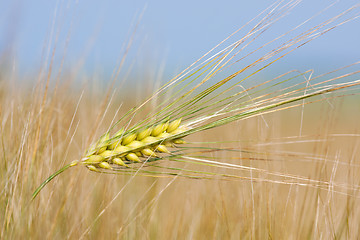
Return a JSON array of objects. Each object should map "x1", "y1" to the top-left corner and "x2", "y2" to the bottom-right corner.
[{"x1": 32, "y1": 1, "x2": 360, "y2": 200}]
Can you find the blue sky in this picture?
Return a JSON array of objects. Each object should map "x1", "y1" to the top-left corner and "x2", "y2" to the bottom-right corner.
[{"x1": 1, "y1": 0, "x2": 359, "y2": 80}]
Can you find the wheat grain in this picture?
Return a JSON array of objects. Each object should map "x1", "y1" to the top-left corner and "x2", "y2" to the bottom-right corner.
[{"x1": 81, "y1": 118, "x2": 186, "y2": 171}]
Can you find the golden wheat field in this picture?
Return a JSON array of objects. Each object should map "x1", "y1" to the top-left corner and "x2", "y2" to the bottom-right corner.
[{"x1": 1, "y1": 1, "x2": 360, "y2": 239}]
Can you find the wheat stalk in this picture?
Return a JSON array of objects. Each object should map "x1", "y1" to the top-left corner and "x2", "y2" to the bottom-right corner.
[{"x1": 32, "y1": 0, "x2": 360, "y2": 200}]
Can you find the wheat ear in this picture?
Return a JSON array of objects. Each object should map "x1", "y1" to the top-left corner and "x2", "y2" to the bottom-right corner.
[{"x1": 32, "y1": 1, "x2": 360, "y2": 200}]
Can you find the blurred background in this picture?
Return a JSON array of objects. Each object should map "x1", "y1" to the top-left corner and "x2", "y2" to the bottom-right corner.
[
  {"x1": 1, "y1": 0, "x2": 359, "y2": 83},
  {"x1": 1, "y1": 1, "x2": 360, "y2": 239}
]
